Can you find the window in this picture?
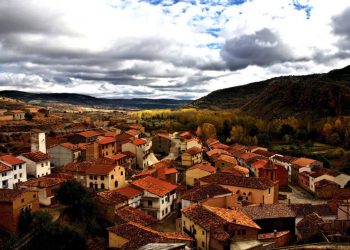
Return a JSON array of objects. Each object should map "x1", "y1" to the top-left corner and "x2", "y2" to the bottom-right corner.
[
  {"x1": 14, "y1": 166, "x2": 17, "y2": 171},
  {"x1": 183, "y1": 221, "x2": 186, "y2": 226},
  {"x1": 162, "y1": 199, "x2": 164, "y2": 204},
  {"x1": 41, "y1": 163, "x2": 44, "y2": 167},
  {"x1": 148, "y1": 201, "x2": 152, "y2": 206},
  {"x1": 89, "y1": 176, "x2": 93, "y2": 180},
  {"x1": 268, "y1": 188, "x2": 271, "y2": 194},
  {"x1": 20, "y1": 173, "x2": 22, "y2": 178},
  {"x1": 111, "y1": 175, "x2": 114, "y2": 179},
  {"x1": 14, "y1": 174, "x2": 17, "y2": 179},
  {"x1": 121, "y1": 171, "x2": 124, "y2": 175},
  {"x1": 46, "y1": 162, "x2": 48, "y2": 166},
  {"x1": 242, "y1": 229, "x2": 246, "y2": 235},
  {"x1": 89, "y1": 183, "x2": 93, "y2": 188},
  {"x1": 21, "y1": 198, "x2": 24, "y2": 203},
  {"x1": 237, "y1": 230, "x2": 241, "y2": 236},
  {"x1": 101, "y1": 183, "x2": 105, "y2": 190},
  {"x1": 94, "y1": 176, "x2": 97, "y2": 180},
  {"x1": 202, "y1": 242, "x2": 205, "y2": 247},
  {"x1": 162, "y1": 210, "x2": 164, "y2": 216},
  {"x1": 100, "y1": 176, "x2": 104, "y2": 181},
  {"x1": 33, "y1": 194, "x2": 36, "y2": 198},
  {"x1": 115, "y1": 181, "x2": 118, "y2": 187},
  {"x1": 202, "y1": 230, "x2": 205, "y2": 235},
  {"x1": 19, "y1": 165, "x2": 22, "y2": 169}
]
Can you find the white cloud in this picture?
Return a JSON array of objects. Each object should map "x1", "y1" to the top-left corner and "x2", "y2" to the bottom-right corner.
[{"x1": 0, "y1": 0, "x2": 350, "y2": 99}]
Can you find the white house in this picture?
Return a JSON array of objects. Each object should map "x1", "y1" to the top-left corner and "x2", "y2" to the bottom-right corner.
[
  {"x1": 122, "y1": 138, "x2": 153, "y2": 169},
  {"x1": 31, "y1": 131, "x2": 47, "y2": 153},
  {"x1": 0, "y1": 155, "x2": 27, "y2": 187},
  {"x1": 18, "y1": 151, "x2": 51, "y2": 178},
  {"x1": 131, "y1": 176, "x2": 177, "y2": 220},
  {"x1": 115, "y1": 185, "x2": 143, "y2": 208},
  {"x1": 0, "y1": 163, "x2": 13, "y2": 189}
]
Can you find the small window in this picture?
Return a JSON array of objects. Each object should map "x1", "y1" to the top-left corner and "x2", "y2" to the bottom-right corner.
[
  {"x1": 33, "y1": 194, "x2": 36, "y2": 198},
  {"x1": 14, "y1": 174, "x2": 17, "y2": 179},
  {"x1": 14, "y1": 166, "x2": 17, "y2": 171},
  {"x1": 19, "y1": 173, "x2": 22, "y2": 178},
  {"x1": 202, "y1": 230, "x2": 205, "y2": 235},
  {"x1": 202, "y1": 242, "x2": 205, "y2": 247},
  {"x1": 89, "y1": 176, "x2": 93, "y2": 180},
  {"x1": 237, "y1": 230, "x2": 241, "y2": 236},
  {"x1": 101, "y1": 183, "x2": 105, "y2": 190},
  {"x1": 100, "y1": 176, "x2": 104, "y2": 181},
  {"x1": 121, "y1": 171, "x2": 124, "y2": 176},
  {"x1": 268, "y1": 188, "x2": 271, "y2": 194},
  {"x1": 242, "y1": 229, "x2": 246, "y2": 235},
  {"x1": 89, "y1": 183, "x2": 93, "y2": 188},
  {"x1": 19, "y1": 165, "x2": 22, "y2": 169},
  {"x1": 148, "y1": 200, "x2": 152, "y2": 206},
  {"x1": 111, "y1": 175, "x2": 114, "y2": 179},
  {"x1": 21, "y1": 198, "x2": 24, "y2": 203},
  {"x1": 115, "y1": 181, "x2": 118, "y2": 187}
]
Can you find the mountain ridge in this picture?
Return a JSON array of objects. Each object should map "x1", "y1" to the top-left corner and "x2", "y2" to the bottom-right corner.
[
  {"x1": 0, "y1": 90, "x2": 190, "y2": 110},
  {"x1": 189, "y1": 65, "x2": 350, "y2": 119}
]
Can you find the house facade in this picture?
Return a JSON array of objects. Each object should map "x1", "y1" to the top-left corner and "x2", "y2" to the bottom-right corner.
[
  {"x1": 181, "y1": 147, "x2": 203, "y2": 168},
  {"x1": 18, "y1": 151, "x2": 51, "y2": 178},
  {"x1": 48, "y1": 143, "x2": 82, "y2": 167},
  {"x1": 0, "y1": 155, "x2": 27, "y2": 188}
]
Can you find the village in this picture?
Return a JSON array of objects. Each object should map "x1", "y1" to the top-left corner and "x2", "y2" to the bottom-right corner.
[{"x1": 0, "y1": 102, "x2": 350, "y2": 250}]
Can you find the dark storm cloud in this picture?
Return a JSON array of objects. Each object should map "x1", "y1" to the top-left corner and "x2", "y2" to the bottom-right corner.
[
  {"x1": 332, "y1": 7, "x2": 350, "y2": 50},
  {"x1": 220, "y1": 28, "x2": 295, "y2": 70}
]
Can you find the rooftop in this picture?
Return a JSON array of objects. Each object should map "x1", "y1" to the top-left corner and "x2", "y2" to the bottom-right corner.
[
  {"x1": 115, "y1": 185, "x2": 143, "y2": 198},
  {"x1": 290, "y1": 203, "x2": 335, "y2": 217},
  {"x1": 214, "y1": 154, "x2": 237, "y2": 165},
  {"x1": 78, "y1": 130, "x2": 101, "y2": 138},
  {"x1": 254, "y1": 149, "x2": 276, "y2": 158},
  {"x1": 181, "y1": 183, "x2": 232, "y2": 202},
  {"x1": 132, "y1": 138, "x2": 147, "y2": 146},
  {"x1": 185, "y1": 146, "x2": 202, "y2": 155},
  {"x1": 0, "y1": 189, "x2": 36, "y2": 203},
  {"x1": 115, "y1": 206, "x2": 158, "y2": 226},
  {"x1": 0, "y1": 163, "x2": 12, "y2": 173},
  {"x1": 19, "y1": 176, "x2": 66, "y2": 188},
  {"x1": 200, "y1": 172, "x2": 274, "y2": 190},
  {"x1": 188, "y1": 162, "x2": 216, "y2": 174},
  {"x1": 21, "y1": 151, "x2": 51, "y2": 162},
  {"x1": 97, "y1": 137, "x2": 116, "y2": 145},
  {"x1": 241, "y1": 204, "x2": 296, "y2": 220},
  {"x1": 292, "y1": 157, "x2": 317, "y2": 167},
  {"x1": 97, "y1": 190, "x2": 128, "y2": 205},
  {"x1": 0, "y1": 154, "x2": 25, "y2": 165},
  {"x1": 131, "y1": 176, "x2": 177, "y2": 197}
]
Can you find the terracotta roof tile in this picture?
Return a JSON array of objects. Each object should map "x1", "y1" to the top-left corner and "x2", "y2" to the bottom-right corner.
[
  {"x1": 97, "y1": 190, "x2": 128, "y2": 205},
  {"x1": 97, "y1": 137, "x2": 116, "y2": 145},
  {"x1": 188, "y1": 162, "x2": 216, "y2": 173},
  {"x1": 214, "y1": 154, "x2": 237, "y2": 165},
  {"x1": 85, "y1": 164, "x2": 117, "y2": 175},
  {"x1": 185, "y1": 146, "x2": 202, "y2": 155},
  {"x1": 211, "y1": 143, "x2": 229, "y2": 150},
  {"x1": 0, "y1": 155, "x2": 25, "y2": 165},
  {"x1": 200, "y1": 172, "x2": 274, "y2": 190},
  {"x1": 290, "y1": 203, "x2": 335, "y2": 217},
  {"x1": 131, "y1": 176, "x2": 177, "y2": 197},
  {"x1": 78, "y1": 130, "x2": 101, "y2": 138},
  {"x1": 181, "y1": 183, "x2": 232, "y2": 202},
  {"x1": 115, "y1": 206, "x2": 157, "y2": 226},
  {"x1": 125, "y1": 129, "x2": 141, "y2": 137},
  {"x1": 110, "y1": 153, "x2": 127, "y2": 161},
  {"x1": 206, "y1": 149, "x2": 229, "y2": 157},
  {"x1": 115, "y1": 186, "x2": 143, "y2": 198},
  {"x1": 251, "y1": 159, "x2": 268, "y2": 170},
  {"x1": 253, "y1": 150, "x2": 276, "y2": 158},
  {"x1": 132, "y1": 138, "x2": 147, "y2": 146},
  {"x1": 292, "y1": 157, "x2": 317, "y2": 167},
  {"x1": 115, "y1": 133, "x2": 133, "y2": 142},
  {"x1": 240, "y1": 152, "x2": 259, "y2": 161},
  {"x1": 241, "y1": 204, "x2": 296, "y2": 220},
  {"x1": 0, "y1": 163, "x2": 11, "y2": 173},
  {"x1": 21, "y1": 151, "x2": 50, "y2": 162},
  {"x1": 19, "y1": 176, "x2": 67, "y2": 188},
  {"x1": 59, "y1": 142, "x2": 78, "y2": 150}
]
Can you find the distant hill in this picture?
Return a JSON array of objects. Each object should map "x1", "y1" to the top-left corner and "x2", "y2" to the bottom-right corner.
[
  {"x1": 189, "y1": 65, "x2": 350, "y2": 119},
  {"x1": 0, "y1": 91, "x2": 190, "y2": 110}
]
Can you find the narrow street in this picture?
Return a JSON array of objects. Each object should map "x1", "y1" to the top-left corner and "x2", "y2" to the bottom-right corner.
[{"x1": 280, "y1": 184, "x2": 327, "y2": 205}]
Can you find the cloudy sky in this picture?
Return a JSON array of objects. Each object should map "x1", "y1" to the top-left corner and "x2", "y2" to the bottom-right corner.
[{"x1": 1, "y1": 0, "x2": 350, "y2": 99}]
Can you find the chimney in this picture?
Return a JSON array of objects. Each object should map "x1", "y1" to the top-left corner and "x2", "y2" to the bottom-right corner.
[{"x1": 274, "y1": 230, "x2": 277, "y2": 237}]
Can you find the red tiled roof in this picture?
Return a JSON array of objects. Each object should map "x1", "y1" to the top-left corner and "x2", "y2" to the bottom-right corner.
[
  {"x1": 206, "y1": 149, "x2": 228, "y2": 157},
  {"x1": 132, "y1": 138, "x2": 147, "y2": 146},
  {"x1": 251, "y1": 159, "x2": 268, "y2": 169},
  {"x1": 115, "y1": 206, "x2": 157, "y2": 226},
  {"x1": 240, "y1": 152, "x2": 259, "y2": 161},
  {"x1": 78, "y1": 130, "x2": 101, "y2": 138},
  {"x1": 86, "y1": 164, "x2": 117, "y2": 175},
  {"x1": 45, "y1": 173, "x2": 74, "y2": 180},
  {"x1": 125, "y1": 129, "x2": 141, "y2": 137},
  {"x1": 214, "y1": 154, "x2": 237, "y2": 165},
  {"x1": 97, "y1": 190, "x2": 128, "y2": 205},
  {"x1": 59, "y1": 142, "x2": 79, "y2": 150},
  {"x1": 110, "y1": 153, "x2": 127, "y2": 161},
  {"x1": 104, "y1": 132, "x2": 116, "y2": 137},
  {"x1": 10, "y1": 110, "x2": 24, "y2": 113},
  {"x1": 98, "y1": 137, "x2": 116, "y2": 145},
  {"x1": 131, "y1": 176, "x2": 177, "y2": 197},
  {"x1": 62, "y1": 161, "x2": 92, "y2": 173},
  {"x1": 292, "y1": 157, "x2": 317, "y2": 167},
  {"x1": 211, "y1": 143, "x2": 229, "y2": 150},
  {"x1": 21, "y1": 151, "x2": 50, "y2": 162},
  {"x1": 254, "y1": 149, "x2": 276, "y2": 158},
  {"x1": 115, "y1": 186, "x2": 143, "y2": 198},
  {"x1": 188, "y1": 162, "x2": 216, "y2": 173},
  {"x1": 241, "y1": 204, "x2": 296, "y2": 220},
  {"x1": 200, "y1": 172, "x2": 274, "y2": 190},
  {"x1": 0, "y1": 163, "x2": 11, "y2": 173},
  {"x1": 108, "y1": 222, "x2": 192, "y2": 249},
  {"x1": 164, "y1": 168, "x2": 178, "y2": 175},
  {"x1": 185, "y1": 146, "x2": 202, "y2": 155},
  {"x1": 0, "y1": 154, "x2": 25, "y2": 165},
  {"x1": 19, "y1": 176, "x2": 66, "y2": 188},
  {"x1": 207, "y1": 138, "x2": 220, "y2": 146},
  {"x1": 115, "y1": 133, "x2": 133, "y2": 142},
  {"x1": 181, "y1": 183, "x2": 232, "y2": 202},
  {"x1": 229, "y1": 143, "x2": 246, "y2": 151}
]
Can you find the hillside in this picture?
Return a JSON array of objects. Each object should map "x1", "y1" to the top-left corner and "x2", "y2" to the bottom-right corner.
[
  {"x1": 0, "y1": 91, "x2": 189, "y2": 110},
  {"x1": 189, "y1": 65, "x2": 350, "y2": 119}
]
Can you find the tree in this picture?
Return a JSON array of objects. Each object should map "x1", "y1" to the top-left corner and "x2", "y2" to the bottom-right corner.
[
  {"x1": 201, "y1": 123, "x2": 217, "y2": 139},
  {"x1": 55, "y1": 180, "x2": 90, "y2": 207},
  {"x1": 18, "y1": 208, "x2": 33, "y2": 234},
  {"x1": 230, "y1": 125, "x2": 245, "y2": 143}
]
